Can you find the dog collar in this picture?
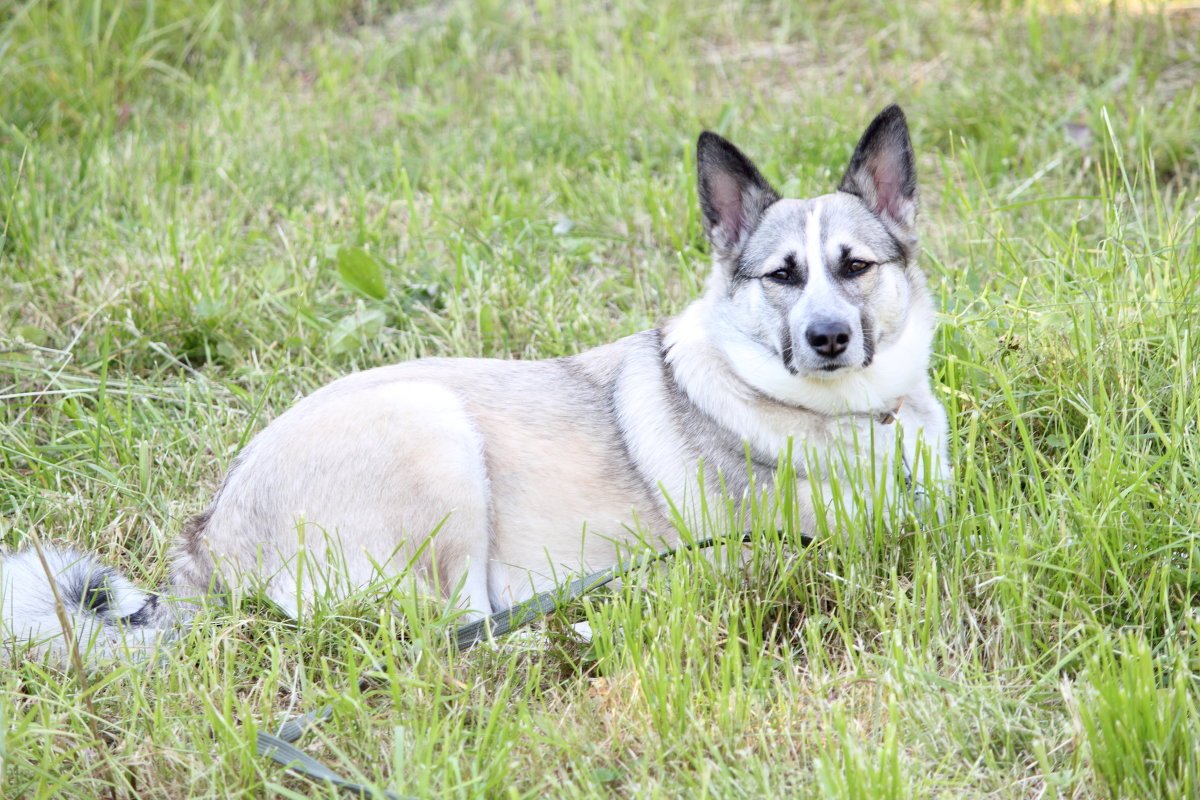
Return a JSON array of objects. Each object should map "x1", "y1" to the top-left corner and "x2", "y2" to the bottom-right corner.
[{"x1": 877, "y1": 396, "x2": 905, "y2": 425}]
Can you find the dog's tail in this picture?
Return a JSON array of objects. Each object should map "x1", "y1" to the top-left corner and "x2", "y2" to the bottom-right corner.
[{"x1": 0, "y1": 548, "x2": 180, "y2": 662}]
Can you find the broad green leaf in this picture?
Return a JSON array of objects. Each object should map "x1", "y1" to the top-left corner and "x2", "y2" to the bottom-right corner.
[
  {"x1": 336, "y1": 246, "x2": 387, "y2": 300},
  {"x1": 478, "y1": 303, "x2": 495, "y2": 338},
  {"x1": 326, "y1": 307, "x2": 387, "y2": 355}
]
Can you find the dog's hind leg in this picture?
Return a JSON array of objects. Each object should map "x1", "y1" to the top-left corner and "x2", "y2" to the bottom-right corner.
[{"x1": 169, "y1": 380, "x2": 498, "y2": 618}]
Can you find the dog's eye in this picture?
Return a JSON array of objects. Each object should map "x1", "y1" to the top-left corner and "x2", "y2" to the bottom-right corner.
[
  {"x1": 766, "y1": 268, "x2": 795, "y2": 284},
  {"x1": 845, "y1": 259, "x2": 874, "y2": 276}
]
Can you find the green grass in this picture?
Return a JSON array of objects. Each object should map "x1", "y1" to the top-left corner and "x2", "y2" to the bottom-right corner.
[{"x1": 2, "y1": 0, "x2": 1199, "y2": 797}]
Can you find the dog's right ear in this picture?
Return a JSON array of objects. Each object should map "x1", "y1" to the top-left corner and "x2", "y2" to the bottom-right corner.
[
  {"x1": 838, "y1": 105, "x2": 918, "y2": 235},
  {"x1": 697, "y1": 132, "x2": 780, "y2": 255}
]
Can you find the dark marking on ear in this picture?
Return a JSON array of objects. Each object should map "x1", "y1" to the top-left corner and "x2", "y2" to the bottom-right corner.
[
  {"x1": 839, "y1": 105, "x2": 918, "y2": 235},
  {"x1": 881, "y1": 226, "x2": 908, "y2": 263},
  {"x1": 697, "y1": 131, "x2": 780, "y2": 256}
]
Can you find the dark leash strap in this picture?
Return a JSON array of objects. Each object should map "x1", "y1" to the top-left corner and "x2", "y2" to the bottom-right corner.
[{"x1": 255, "y1": 530, "x2": 812, "y2": 797}]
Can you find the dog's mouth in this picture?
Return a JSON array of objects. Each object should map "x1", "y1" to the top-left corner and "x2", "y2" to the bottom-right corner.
[
  {"x1": 780, "y1": 344, "x2": 870, "y2": 377},
  {"x1": 811, "y1": 362, "x2": 857, "y2": 379},
  {"x1": 820, "y1": 351, "x2": 875, "y2": 372},
  {"x1": 788, "y1": 359, "x2": 856, "y2": 380}
]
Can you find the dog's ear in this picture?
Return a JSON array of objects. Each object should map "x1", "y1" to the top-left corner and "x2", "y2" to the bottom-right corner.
[
  {"x1": 839, "y1": 105, "x2": 918, "y2": 234},
  {"x1": 697, "y1": 132, "x2": 780, "y2": 254}
]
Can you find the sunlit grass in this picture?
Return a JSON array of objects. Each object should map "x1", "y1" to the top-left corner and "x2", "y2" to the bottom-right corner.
[{"x1": 1, "y1": 0, "x2": 1198, "y2": 797}]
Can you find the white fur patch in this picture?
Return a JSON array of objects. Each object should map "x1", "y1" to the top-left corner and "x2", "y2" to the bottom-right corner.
[
  {"x1": 805, "y1": 202, "x2": 827, "y2": 290},
  {"x1": 716, "y1": 303, "x2": 932, "y2": 415}
]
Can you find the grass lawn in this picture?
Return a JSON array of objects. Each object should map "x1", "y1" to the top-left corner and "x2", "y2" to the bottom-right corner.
[{"x1": 2, "y1": 0, "x2": 1199, "y2": 797}]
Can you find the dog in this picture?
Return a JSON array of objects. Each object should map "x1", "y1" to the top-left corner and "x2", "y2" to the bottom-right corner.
[{"x1": 1, "y1": 105, "x2": 949, "y2": 658}]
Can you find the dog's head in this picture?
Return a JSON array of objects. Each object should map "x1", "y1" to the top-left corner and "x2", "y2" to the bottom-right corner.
[{"x1": 695, "y1": 105, "x2": 933, "y2": 411}]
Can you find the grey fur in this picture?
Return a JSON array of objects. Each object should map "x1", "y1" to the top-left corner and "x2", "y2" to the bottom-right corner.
[{"x1": 1, "y1": 106, "x2": 950, "y2": 660}]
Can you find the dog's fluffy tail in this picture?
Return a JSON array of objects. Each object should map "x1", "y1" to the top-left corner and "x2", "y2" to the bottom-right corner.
[{"x1": 0, "y1": 548, "x2": 179, "y2": 662}]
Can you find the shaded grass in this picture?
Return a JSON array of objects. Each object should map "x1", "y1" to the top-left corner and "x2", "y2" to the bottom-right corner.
[{"x1": 2, "y1": 0, "x2": 1199, "y2": 797}]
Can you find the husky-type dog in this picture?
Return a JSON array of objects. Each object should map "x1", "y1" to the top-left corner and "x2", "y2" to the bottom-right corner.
[{"x1": 2, "y1": 105, "x2": 948, "y2": 656}]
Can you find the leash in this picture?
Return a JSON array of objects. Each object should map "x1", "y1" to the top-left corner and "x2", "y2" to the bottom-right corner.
[{"x1": 255, "y1": 530, "x2": 814, "y2": 797}]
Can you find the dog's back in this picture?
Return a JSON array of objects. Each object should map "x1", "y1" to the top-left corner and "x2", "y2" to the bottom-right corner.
[{"x1": 171, "y1": 333, "x2": 683, "y2": 615}]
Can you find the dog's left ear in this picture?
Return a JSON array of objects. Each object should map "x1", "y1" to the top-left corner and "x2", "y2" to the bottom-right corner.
[
  {"x1": 697, "y1": 132, "x2": 780, "y2": 254},
  {"x1": 839, "y1": 105, "x2": 918, "y2": 234}
]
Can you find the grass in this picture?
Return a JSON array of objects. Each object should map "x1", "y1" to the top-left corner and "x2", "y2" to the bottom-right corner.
[{"x1": 1, "y1": 0, "x2": 1199, "y2": 797}]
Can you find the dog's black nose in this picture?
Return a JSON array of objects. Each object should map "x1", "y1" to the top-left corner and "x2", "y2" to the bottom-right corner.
[{"x1": 806, "y1": 321, "x2": 851, "y2": 358}]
